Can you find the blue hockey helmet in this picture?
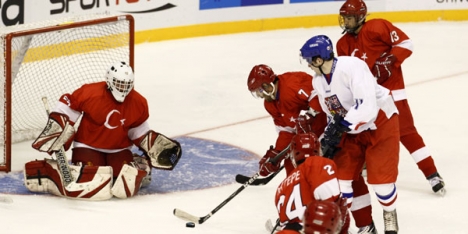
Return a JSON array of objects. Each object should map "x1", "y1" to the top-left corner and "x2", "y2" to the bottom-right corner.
[{"x1": 300, "y1": 35, "x2": 334, "y2": 63}]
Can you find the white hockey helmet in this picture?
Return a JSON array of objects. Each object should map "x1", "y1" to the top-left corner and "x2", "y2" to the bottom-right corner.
[{"x1": 106, "y1": 61, "x2": 134, "y2": 102}]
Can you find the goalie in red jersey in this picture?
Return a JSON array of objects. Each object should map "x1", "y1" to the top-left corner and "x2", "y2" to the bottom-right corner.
[
  {"x1": 274, "y1": 130, "x2": 349, "y2": 234},
  {"x1": 25, "y1": 61, "x2": 182, "y2": 200}
]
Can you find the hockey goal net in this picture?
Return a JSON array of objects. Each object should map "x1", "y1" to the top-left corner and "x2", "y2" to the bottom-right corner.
[{"x1": 0, "y1": 14, "x2": 134, "y2": 172}]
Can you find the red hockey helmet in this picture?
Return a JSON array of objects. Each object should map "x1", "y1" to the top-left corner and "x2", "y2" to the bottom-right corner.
[
  {"x1": 339, "y1": 0, "x2": 367, "y2": 33},
  {"x1": 247, "y1": 64, "x2": 276, "y2": 93},
  {"x1": 303, "y1": 200, "x2": 343, "y2": 234},
  {"x1": 289, "y1": 132, "x2": 320, "y2": 168}
]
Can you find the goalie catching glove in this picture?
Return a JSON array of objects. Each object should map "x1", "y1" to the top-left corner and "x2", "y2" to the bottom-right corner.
[
  {"x1": 137, "y1": 130, "x2": 182, "y2": 170},
  {"x1": 32, "y1": 112, "x2": 75, "y2": 154}
]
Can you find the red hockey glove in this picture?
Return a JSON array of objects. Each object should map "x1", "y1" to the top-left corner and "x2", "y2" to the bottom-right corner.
[
  {"x1": 372, "y1": 53, "x2": 396, "y2": 84},
  {"x1": 258, "y1": 147, "x2": 282, "y2": 177}
]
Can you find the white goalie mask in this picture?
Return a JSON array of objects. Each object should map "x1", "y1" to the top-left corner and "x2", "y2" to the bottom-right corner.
[{"x1": 106, "y1": 61, "x2": 134, "y2": 102}]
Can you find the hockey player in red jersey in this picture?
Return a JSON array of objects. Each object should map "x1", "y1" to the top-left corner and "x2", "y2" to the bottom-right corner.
[
  {"x1": 336, "y1": 0, "x2": 445, "y2": 196},
  {"x1": 26, "y1": 61, "x2": 182, "y2": 200},
  {"x1": 277, "y1": 200, "x2": 345, "y2": 234},
  {"x1": 247, "y1": 64, "x2": 374, "y2": 231},
  {"x1": 274, "y1": 132, "x2": 349, "y2": 234},
  {"x1": 301, "y1": 200, "x2": 345, "y2": 234},
  {"x1": 247, "y1": 64, "x2": 327, "y2": 177},
  {"x1": 300, "y1": 35, "x2": 400, "y2": 234}
]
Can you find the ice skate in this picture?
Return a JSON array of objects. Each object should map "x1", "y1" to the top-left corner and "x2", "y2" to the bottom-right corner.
[
  {"x1": 383, "y1": 210, "x2": 398, "y2": 234},
  {"x1": 427, "y1": 172, "x2": 445, "y2": 196},
  {"x1": 357, "y1": 221, "x2": 377, "y2": 234}
]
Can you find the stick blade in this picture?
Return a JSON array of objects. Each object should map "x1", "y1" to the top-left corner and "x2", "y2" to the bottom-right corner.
[
  {"x1": 235, "y1": 174, "x2": 254, "y2": 184},
  {"x1": 265, "y1": 219, "x2": 274, "y2": 233},
  {"x1": 173, "y1": 208, "x2": 202, "y2": 224},
  {"x1": 265, "y1": 218, "x2": 280, "y2": 233},
  {"x1": 235, "y1": 173, "x2": 273, "y2": 186}
]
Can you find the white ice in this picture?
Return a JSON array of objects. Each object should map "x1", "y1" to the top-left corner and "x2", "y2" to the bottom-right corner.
[{"x1": 1, "y1": 21, "x2": 468, "y2": 234}]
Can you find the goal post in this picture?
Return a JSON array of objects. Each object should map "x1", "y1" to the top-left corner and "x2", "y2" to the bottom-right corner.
[{"x1": 0, "y1": 13, "x2": 135, "y2": 172}]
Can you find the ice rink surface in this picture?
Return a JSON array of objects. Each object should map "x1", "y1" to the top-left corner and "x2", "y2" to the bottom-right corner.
[{"x1": 1, "y1": 20, "x2": 468, "y2": 234}]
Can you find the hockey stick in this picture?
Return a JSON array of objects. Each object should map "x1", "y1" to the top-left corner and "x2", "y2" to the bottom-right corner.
[
  {"x1": 41, "y1": 97, "x2": 88, "y2": 192},
  {"x1": 173, "y1": 145, "x2": 291, "y2": 224},
  {"x1": 265, "y1": 218, "x2": 280, "y2": 234},
  {"x1": 235, "y1": 165, "x2": 284, "y2": 186}
]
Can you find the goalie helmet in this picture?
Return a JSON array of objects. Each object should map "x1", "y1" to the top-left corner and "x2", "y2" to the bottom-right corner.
[
  {"x1": 289, "y1": 132, "x2": 320, "y2": 168},
  {"x1": 247, "y1": 64, "x2": 277, "y2": 99},
  {"x1": 300, "y1": 35, "x2": 334, "y2": 64},
  {"x1": 303, "y1": 200, "x2": 343, "y2": 234},
  {"x1": 106, "y1": 61, "x2": 134, "y2": 102},
  {"x1": 339, "y1": 0, "x2": 367, "y2": 34}
]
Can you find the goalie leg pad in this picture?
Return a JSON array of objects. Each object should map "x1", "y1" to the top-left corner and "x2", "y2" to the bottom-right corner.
[
  {"x1": 24, "y1": 159, "x2": 65, "y2": 196},
  {"x1": 24, "y1": 159, "x2": 113, "y2": 201},
  {"x1": 32, "y1": 112, "x2": 75, "y2": 153},
  {"x1": 138, "y1": 130, "x2": 182, "y2": 170},
  {"x1": 111, "y1": 164, "x2": 147, "y2": 199}
]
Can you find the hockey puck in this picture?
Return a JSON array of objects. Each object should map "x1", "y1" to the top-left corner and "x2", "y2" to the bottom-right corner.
[{"x1": 186, "y1": 222, "x2": 195, "y2": 228}]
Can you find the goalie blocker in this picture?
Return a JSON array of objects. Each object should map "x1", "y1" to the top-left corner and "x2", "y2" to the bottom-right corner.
[{"x1": 32, "y1": 112, "x2": 75, "y2": 154}]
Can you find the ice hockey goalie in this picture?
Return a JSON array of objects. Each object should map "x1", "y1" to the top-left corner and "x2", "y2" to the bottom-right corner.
[{"x1": 26, "y1": 61, "x2": 182, "y2": 200}]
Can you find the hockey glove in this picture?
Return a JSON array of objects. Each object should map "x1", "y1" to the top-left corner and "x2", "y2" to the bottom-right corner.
[
  {"x1": 138, "y1": 130, "x2": 182, "y2": 170},
  {"x1": 32, "y1": 112, "x2": 75, "y2": 154},
  {"x1": 259, "y1": 147, "x2": 282, "y2": 177},
  {"x1": 321, "y1": 115, "x2": 350, "y2": 159},
  {"x1": 296, "y1": 114, "x2": 315, "y2": 134},
  {"x1": 372, "y1": 52, "x2": 396, "y2": 84}
]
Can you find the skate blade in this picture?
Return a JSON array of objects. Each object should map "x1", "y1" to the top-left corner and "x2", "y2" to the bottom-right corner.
[{"x1": 435, "y1": 188, "x2": 446, "y2": 197}]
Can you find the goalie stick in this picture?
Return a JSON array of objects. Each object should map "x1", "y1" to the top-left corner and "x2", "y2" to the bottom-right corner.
[
  {"x1": 173, "y1": 144, "x2": 291, "y2": 224},
  {"x1": 41, "y1": 97, "x2": 91, "y2": 192},
  {"x1": 235, "y1": 165, "x2": 284, "y2": 186}
]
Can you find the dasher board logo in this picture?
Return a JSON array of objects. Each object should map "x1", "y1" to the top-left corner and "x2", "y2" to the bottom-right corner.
[
  {"x1": 200, "y1": 0, "x2": 283, "y2": 10},
  {"x1": 1, "y1": 0, "x2": 25, "y2": 26},
  {"x1": 199, "y1": 0, "x2": 350, "y2": 10},
  {"x1": 50, "y1": 0, "x2": 176, "y2": 14},
  {"x1": 0, "y1": 0, "x2": 177, "y2": 27}
]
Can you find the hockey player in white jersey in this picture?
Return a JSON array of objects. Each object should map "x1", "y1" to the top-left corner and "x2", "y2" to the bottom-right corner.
[{"x1": 300, "y1": 35, "x2": 400, "y2": 234}]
